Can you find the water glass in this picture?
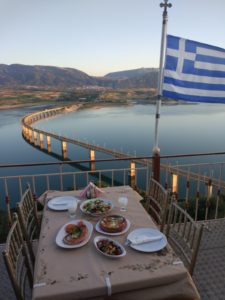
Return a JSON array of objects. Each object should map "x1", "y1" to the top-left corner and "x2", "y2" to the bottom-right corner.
[
  {"x1": 67, "y1": 200, "x2": 78, "y2": 219},
  {"x1": 118, "y1": 196, "x2": 128, "y2": 212}
]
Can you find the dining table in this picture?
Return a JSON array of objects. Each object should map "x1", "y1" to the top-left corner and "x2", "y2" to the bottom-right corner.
[{"x1": 32, "y1": 185, "x2": 200, "y2": 300}]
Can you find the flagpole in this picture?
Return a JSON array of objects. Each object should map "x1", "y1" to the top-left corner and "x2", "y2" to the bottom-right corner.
[{"x1": 152, "y1": 0, "x2": 172, "y2": 181}]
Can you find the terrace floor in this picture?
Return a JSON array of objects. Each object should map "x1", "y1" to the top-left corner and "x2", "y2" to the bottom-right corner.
[{"x1": 1, "y1": 218, "x2": 225, "y2": 300}]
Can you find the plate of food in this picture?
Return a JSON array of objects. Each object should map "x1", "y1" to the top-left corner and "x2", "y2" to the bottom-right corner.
[
  {"x1": 95, "y1": 215, "x2": 130, "y2": 235},
  {"x1": 48, "y1": 196, "x2": 79, "y2": 211},
  {"x1": 126, "y1": 228, "x2": 167, "y2": 252},
  {"x1": 94, "y1": 236, "x2": 126, "y2": 258},
  {"x1": 80, "y1": 198, "x2": 113, "y2": 216},
  {"x1": 56, "y1": 219, "x2": 93, "y2": 248}
]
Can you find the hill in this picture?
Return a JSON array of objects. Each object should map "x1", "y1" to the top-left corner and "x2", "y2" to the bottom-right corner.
[
  {"x1": 0, "y1": 64, "x2": 97, "y2": 87},
  {"x1": 0, "y1": 64, "x2": 158, "y2": 89},
  {"x1": 105, "y1": 67, "x2": 158, "y2": 79}
]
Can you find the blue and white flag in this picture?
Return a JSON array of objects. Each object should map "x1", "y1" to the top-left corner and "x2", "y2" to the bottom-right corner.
[{"x1": 162, "y1": 35, "x2": 225, "y2": 103}]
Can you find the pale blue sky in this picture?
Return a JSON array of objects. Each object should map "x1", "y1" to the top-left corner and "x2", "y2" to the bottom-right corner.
[{"x1": 0, "y1": 0, "x2": 225, "y2": 76}]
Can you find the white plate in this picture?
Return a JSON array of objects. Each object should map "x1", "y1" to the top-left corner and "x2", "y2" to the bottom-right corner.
[
  {"x1": 94, "y1": 236, "x2": 126, "y2": 258},
  {"x1": 95, "y1": 218, "x2": 131, "y2": 236},
  {"x1": 55, "y1": 219, "x2": 93, "y2": 249},
  {"x1": 47, "y1": 196, "x2": 79, "y2": 211},
  {"x1": 127, "y1": 228, "x2": 167, "y2": 252},
  {"x1": 80, "y1": 198, "x2": 113, "y2": 216}
]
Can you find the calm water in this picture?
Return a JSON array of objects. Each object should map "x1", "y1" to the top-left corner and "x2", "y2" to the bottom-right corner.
[{"x1": 1, "y1": 102, "x2": 225, "y2": 206}]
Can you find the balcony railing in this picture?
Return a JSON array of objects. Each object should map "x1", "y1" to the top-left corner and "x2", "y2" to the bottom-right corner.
[{"x1": 1, "y1": 153, "x2": 225, "y2": 225}]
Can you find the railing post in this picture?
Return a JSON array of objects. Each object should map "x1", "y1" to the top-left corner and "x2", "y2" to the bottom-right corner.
[
  {"x1": 152, "y1": 153, "x2": 160, "y2": 182},
  {"x1": 60, "y1": 164, "x2": 63, "y2": 191}
]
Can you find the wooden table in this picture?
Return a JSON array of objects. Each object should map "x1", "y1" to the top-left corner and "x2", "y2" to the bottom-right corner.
[{"x1": 32, "y1": 186, "x2": 200, "y2": 300}]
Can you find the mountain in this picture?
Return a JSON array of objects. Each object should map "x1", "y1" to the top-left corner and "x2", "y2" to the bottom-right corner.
[
  {"x1": 0, "y1": 64, "x2": 158, "y2": 89},
  {"x1": 105, "y1": 68, "x2": 158, "y2": 79},
  {"x1": 0, "y1": 64, "x2": 97, "y2": 87}
]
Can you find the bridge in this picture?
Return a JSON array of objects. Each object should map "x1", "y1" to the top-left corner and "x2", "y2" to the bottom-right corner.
[{"x1": 21, "y1": 105, "x2": 225, "y2": 190}]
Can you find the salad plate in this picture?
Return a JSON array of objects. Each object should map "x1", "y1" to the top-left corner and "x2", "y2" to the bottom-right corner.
[
  {"x1": 80, "y1": 198, "x2": 113, "y2": 216},
  {"x1": 47, "y1": 196, "x2": 79, "y2": 211},
  {"x1": 55, "y1": 219, "x2": 93, "y2": 249}
]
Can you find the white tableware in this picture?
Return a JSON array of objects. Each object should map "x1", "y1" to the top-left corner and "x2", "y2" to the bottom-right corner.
[
  {"x1": 118, "y1": 196, "x2": 128, "y2": 211},
  {"x1": 55, "y1": 219, "x2": 93, "y2": 249},
  {"x1": 127, "y1": 234, "x2": 162, "y2": 245},
  {"x1": 80, "y1": 198, "x2": 113, "y2": 216},
  {"x1": 47, "y1": 196, "x2": 79, "y2": 211},
  {"x1": 67, "y1": 200, "x2": 78, "y2": 218},
  {"x1": 94, "y1": 236, "x2": 126, "y2": 258},
  {"x1": 127, "y1": 228, "x2": 167, "y2": 252},
  {"x1": 95, "y1": 218, "x2": 131, "y2": 236}
]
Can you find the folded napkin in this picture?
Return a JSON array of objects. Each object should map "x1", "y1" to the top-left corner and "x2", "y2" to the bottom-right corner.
[
  {"x1": 79, "y1": 182, "x2": 104, "y2": 199},
  {"x1": 128, "y1": 235, "x2": 162, "y2": 245}
]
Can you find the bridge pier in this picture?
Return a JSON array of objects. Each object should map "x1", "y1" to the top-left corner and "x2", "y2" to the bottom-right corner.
[
  {"x1": 130, "y1": 162, "x2": 136, "y2": 178},
  {"x1": 172, "y1": 173, "x2": 178, "y2": 193},
  {"x1": 33, "y1": 131, "x2": 38, "y2": 146},
  {"x1": 25, "y1": 127, "x2": 29, "y2": 139},
  {"x1": 39, "y1": 133, "x2": 44, "y2": 149},
  {"x1": 61, "y1": 141, "x2": 67, "y2": 159},
  {"x1": 128, "y1": 162, "x2": 136, "y2": 188},
  {"x1": 29, "y1": 129, "x2": 33, "y2": 143},
  {"x1": 89, "y1": 150, "x2": 95, "y2": 171},
  {"x1": 90, "y1": 150, "x2": 95, "y2": 161},
  {"x1": 47, "y1": 136, "x2": 51, "y2": 153}
]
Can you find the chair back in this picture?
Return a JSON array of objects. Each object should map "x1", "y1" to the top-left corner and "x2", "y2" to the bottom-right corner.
[
  {"x1": 16, "y1": 184, "x2": 40, "y2": 264},
  {"x1": 145, "y1": 177, "x2": 169, "y2": 232},
  {"x1": 166, "y1": 202, "x2": 203, "y2": 275},
  {"x1": 2, "y1": 213, "x2": 33, "y2": 300}
]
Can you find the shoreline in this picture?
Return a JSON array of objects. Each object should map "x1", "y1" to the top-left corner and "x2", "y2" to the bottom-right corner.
[{"x1": 0, "y1": 99, "x2": 199, "y2": 112}]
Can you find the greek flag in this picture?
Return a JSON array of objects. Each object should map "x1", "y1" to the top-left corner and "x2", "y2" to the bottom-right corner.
[{"x1": 162, "y1": 35, "x2": 225, "y2": 103}]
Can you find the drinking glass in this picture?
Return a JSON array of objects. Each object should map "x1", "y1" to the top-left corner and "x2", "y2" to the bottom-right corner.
[
  {"x1": 67, "y1": 200, "x2": 78, "y2": 219},
  {"x1": 118, "y1": 196, "x2": 128, "y2": 212}
]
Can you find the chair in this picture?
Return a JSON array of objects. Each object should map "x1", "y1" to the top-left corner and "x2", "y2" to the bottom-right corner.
[
  {"x1": 2, "y1": 213, "x2": 33, "y2": 300},
  {"x1": 166, "y1": 202, "x2": 203, "y2": 276},
  {"x1": 145, "y1": 177, "x2": 169, "y2": 232},
  {"x1": 16, "y1": 184, "x2": 40, "y2": 265}
]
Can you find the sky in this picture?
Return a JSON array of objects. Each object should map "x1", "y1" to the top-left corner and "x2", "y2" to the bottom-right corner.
[{"x1": 1, "y1": 0, "x2": 225, "y2": 76}]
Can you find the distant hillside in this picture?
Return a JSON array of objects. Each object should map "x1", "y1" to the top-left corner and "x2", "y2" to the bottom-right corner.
[
  {"x1": 105, "y1": 68, "x2": 158, "y2": 79},
  {"x1": 0, "y1": 64, "x2": 97, "y2": 87},
  {"x1": 0, "y1": 64, "x2": 158, "y2": 89}
]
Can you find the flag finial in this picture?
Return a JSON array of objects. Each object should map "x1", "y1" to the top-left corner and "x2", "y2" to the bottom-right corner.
[{"x1": 160, "y1": 0, "x2": 172, "y2": 16}]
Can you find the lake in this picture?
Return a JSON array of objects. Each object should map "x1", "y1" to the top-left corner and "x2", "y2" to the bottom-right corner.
[{"x1": 1, "y1": 102, "x2": 225, "y2": 207}]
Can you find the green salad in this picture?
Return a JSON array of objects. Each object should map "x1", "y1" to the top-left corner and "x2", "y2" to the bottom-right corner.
[{"x1": 83, "y1": 199, "x2": 111, "y2": 214}]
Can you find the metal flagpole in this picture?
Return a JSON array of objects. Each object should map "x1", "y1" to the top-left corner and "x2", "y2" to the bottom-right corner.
[{"x1": 152, "y1": 0, "x2": 172, "y2": 181}]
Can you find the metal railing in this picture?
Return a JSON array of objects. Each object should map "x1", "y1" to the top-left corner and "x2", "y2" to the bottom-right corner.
[{"x1": 1, "y1": 153, "x2": 225, "y2": 222}]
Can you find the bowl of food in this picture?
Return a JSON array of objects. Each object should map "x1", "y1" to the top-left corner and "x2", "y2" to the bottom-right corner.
[
  {"x1": 94, "y1": 236, "x2": 126, "y2": 258},
  {"x1": 80, "y1": 198, "x2": 113, "y2": 216},
  {"x1": 98, "y1": 215, "x2": 128, "y2": 234}
]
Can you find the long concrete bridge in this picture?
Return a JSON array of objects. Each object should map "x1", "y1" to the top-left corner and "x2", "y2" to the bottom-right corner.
[
  {"x1": 21, "y1": 105, "x2": 225, "y2": 190},
  {"x1": 21, "y1": 105, "x2": 142, "y2": 178}
]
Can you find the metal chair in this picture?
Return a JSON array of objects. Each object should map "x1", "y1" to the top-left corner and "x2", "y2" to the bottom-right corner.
[
  {"x1": 16, "y1": 184, "x2": 40, "y2": 265},
  {"x1": 145, "y1": 177, "x2": 169, "y2": 232},
  {"x1": 2, "y1": 213, "x2": 33, "y2": 300},
  {"x1": 166, "y1": 202, "x2": 203, "y2": 276}
]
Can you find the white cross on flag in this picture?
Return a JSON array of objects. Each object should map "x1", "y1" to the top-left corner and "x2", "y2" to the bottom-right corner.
[{"x1": 162, "y1": 35, "x2": 225, "y2": 103}]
